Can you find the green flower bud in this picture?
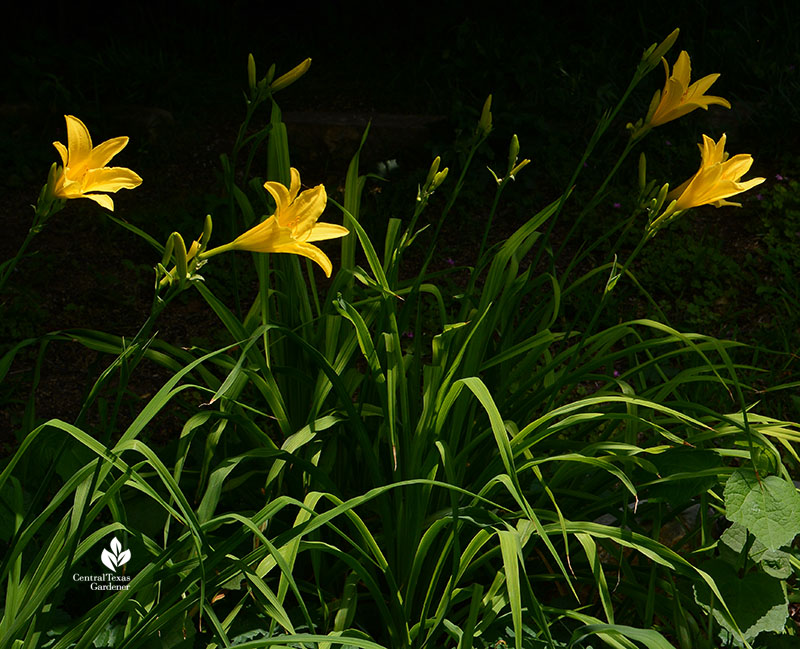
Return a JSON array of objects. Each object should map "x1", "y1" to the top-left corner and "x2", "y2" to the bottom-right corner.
[
  {"x1": 432, "y1": 167, "x2": 449, "y2": 189},
  {"x1": 260, "y1": 63, "x2": 276, "y2": 90},
  {"x1": 478, "y1": 95, "x2": 492, "y2": 137},
  {"x1": 161, "y1": 232, "x2": 176, "y2": 268},
  {"x1": 172, "y1": 232, "x2": 188, "y2": 287},
  {"x1": 654, "y1": 182, "x2": 670, "y2": 214},
  {"x1": 638, "y1": 153, "x2": 647, "y2": 192},
  {"x1": 247, "y1": 53, "x2": 257, "y2": 92},
  {"x1": 646, "y1": 28, "x2": 680, "y2": 68},
  {"x1": 202, "y1": 214, "x2": 213, "y2": 250},
  {"x1": 425, "y1": 156, "x2": 441, "y2": 187},
  {"x1": 509, "y1": 159, "x2": 530, "y2": 180},
  {"x1": 270, "y1": 58, "x2": 311, "y2": 92},
  {"x1": 508, "y1": 134, "x2": 520, "y2": 167}
]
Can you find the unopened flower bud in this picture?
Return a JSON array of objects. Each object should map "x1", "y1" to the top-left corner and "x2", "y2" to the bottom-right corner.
[
  {"x1": 172, "y1": 232, "x2": 188, "y2": 285},
  {"x1": 187, "y1": 239, "x2": 200, "y2": 262},
  {"x1": 43, "y1": 161, "x2": 60, "y2": 204},
  {"x1": 202, "y1": 214, "x2": 213, "y2": 250},
  {"x1": 655, "y1": 182, "x2": 670, "y2": 211},
  {"x1": 638, "y1": 153, "x2": 647, "y2": 192},
  {"x1": 478, "y1": 95, "x2": 493, "y2": 137},
  {"x1": 508, "y1": 134, "x2": 520, "y2": 166},
  {"x1": 509, "y1": 159, "x2": 530, "y2": 180},
  {"x1": 645, "y1": 89, "x2": 662, "y2": 124},
  {"x1": 645, "y1": 28, "x2": 680, "y2": 68},
  {"x1": 247, "y1": 53, "x2": 257, "y2": 92},
  {"x1": 426, "y1": 156, "x2": 441, "y2": 187},
  {"x1": 270, "y1": 58, "x2": 312, "y2": 92},
  {"x1": 161, "y1": 232, "x2": 176, "y2": 268},
  {"x1": 432, "y1": 167, "x2": 449, "y2": 189}
]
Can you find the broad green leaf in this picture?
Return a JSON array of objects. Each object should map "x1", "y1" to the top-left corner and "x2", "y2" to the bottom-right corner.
[
  {"x1": 645, "y1": 447, "x2": 720, "y2": 505},
  {"x1": 724, "y1": 469, "x2": 800, "y2": 550},
  {"x1": 695, "y1": 559, "x2": 788, "y2": 642},
  {"x1": 720, "y1": 523, "x2": 793, "y2": 579}
]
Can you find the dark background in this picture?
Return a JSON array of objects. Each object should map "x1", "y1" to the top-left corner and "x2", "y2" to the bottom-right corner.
[{"x1": 1, "y1": 1, "x2": 799, "y2": 436}]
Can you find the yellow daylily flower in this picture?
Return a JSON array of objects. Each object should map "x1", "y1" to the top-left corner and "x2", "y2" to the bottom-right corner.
[
  {"x1": 52, "y1": 115, "x2": 142, "y2": 211},
  {"x1": 211, "y1": 168, "x2": 349, "y2": 277},
  {"x1": 667, "y1": 134, "x2": 765, "y2": 210},
  {"x1": 647, "y1": 51, "x2": 731, "y2": 128}
]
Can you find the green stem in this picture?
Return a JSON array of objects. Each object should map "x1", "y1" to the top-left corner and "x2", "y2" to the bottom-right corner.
[
  {"x1": 476, "y1": 179, "x2": 507, "y2": 267},
  {"x1": 546, "y1": 233, "x2": 649, "y2": 412},
  {"x1": 0, "y1": 197, "x2": 64, "y2": 295},
  {"x1": 556, "y1": 136, "x2": 638, "y2": 261},
  {"x1": 533, "y1": 65, "x2": 649, "y2": 273}
]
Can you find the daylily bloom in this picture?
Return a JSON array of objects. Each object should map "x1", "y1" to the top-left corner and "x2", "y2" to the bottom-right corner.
[
  {"x1": 667, "y1": 134, "x2": 765, "y2": 210},
  {"x1": 210, "y1": 168, "x2": 348, "y2": 277},
  {"x1": 648, "y1": 51, "x2": 731, "y2": 127},
  {"x1": 52, "y1": 115, "x2": 142, "y2": 211}
]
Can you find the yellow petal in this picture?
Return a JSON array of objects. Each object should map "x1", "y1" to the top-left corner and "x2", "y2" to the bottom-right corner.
[
  {"x1": 272, "y1": 241, "x2": 334, "y2": 277},
  {"x1": 230, "y1": 216, "x2": 295, "y2": 252},
  {"x1": 263, "y1": 180, "x2": 292, "y2": 217},
  {"x1": 65, "y1": 115, "x2": 93, "y2": 165},
  {"x1": 82, "y1": 167, "x2": 143, "y2": 193},
  {"x1": 721, "y1": 154, "x2": 755, "y2": 180},
  {"x1": 288, "y1": 167, "x2": 301, "y2": 203},
  {"x1": 53, "y1": 141, "x2": 69, "y2": 166},
  {"x1": 687, "y1": 72, "x2": 721, "y2": 99},
  {"x1": 57, "y1": 174, "x2": 87, "y2": 199},
  {"x1": 288, "y1": 185, "x2": 327, "y2": 238},
  {"x1": 647, "y1": 52, "x2": 729, "y2": 129},
  {"x1": 87, "y1": 136, "x2": 130, "y2": 169},
  {"x1": 82, "y1": 193, "x2": 115, "y2": 211},
  {"x1": 672, "y1": 51, "x2": 691, "y2": 85},
  {"x1": 305, "y1": 222, "x2": 350, "y2": 242}
]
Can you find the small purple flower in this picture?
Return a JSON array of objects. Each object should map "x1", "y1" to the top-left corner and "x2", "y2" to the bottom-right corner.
[
  {"x1": 613, "y1": 370, "x2": 620, "y2": 378},
  {"x1": 445, "y1": 257, "x2": 455, "y2": 266},
  {"x1": 776, "y1": 174, "x2": 785, "y2": 181},
  {"x1": 665, "y1": 139, "x2": 672, "y2": 146},
  {"x1": 403, "y1": 331, "x2": 414, "y2": 339},
  {"x1": 583, "y1": 162, "x2": 588, "y2": 168},
  {"x1": 755, "y1": 193, "x2": 764, "y2": 201},
  {"x1": 612, "y1": 202, "x2": 621, "y2": 209}
]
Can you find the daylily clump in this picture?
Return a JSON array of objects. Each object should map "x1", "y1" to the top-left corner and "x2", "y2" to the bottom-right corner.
[
  {"x1": 209, "y1": 168, "x2": 349, "y2": 277},
  {"x1": 52, "y1": 115, "x2": 142, "y2": 211},
  {"x1": 668, "y1": 133, "x2": 765, "y2": 210}
]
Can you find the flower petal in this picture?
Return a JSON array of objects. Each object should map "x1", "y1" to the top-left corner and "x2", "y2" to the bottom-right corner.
[
  {"x1": 669, "y1": 135, "x2": 765, "y2": 211},
  {"x1": 264, "y1": 180, "x2": 292, "y2": 221},
  {"x1": 53, "y1": 141, "x2": 69, "y2": 166},
  {"x1": 672, "y1": 51, "x2": 691, "y2": 85},
  {"x1": 288, "y1": 185, "x2": 327, "y2": 239},
  {"x1": 272, "y1": 241, "x2": 334, "y2": 277},
  {"x1": 687, "y1": 72, "x2": 721, "y2": 99},
  {"x1": 87, "y1": 136, "x2": 130, "y2": 169},
  {"x1": 288, "y1": 167, "x2": 301, "y2": 203},
  {"x1": 305, "y1": 222, "x2": 350, "y2": 242},
  {"x1": 647, "y1": 52, "x2": 729, "y2": 129},
  {"x1": 65, "y1": 115, "x2": 93, "y2": 166},
  {"x1": 231, "y1": 216, "x2": 295, "y2": 252},
  {"x1": 82, "y1": 166, "x2": 143, "y2": 193},
  {"x1": 83, "y1": 193, "x2": 116, "y2": 211}
]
